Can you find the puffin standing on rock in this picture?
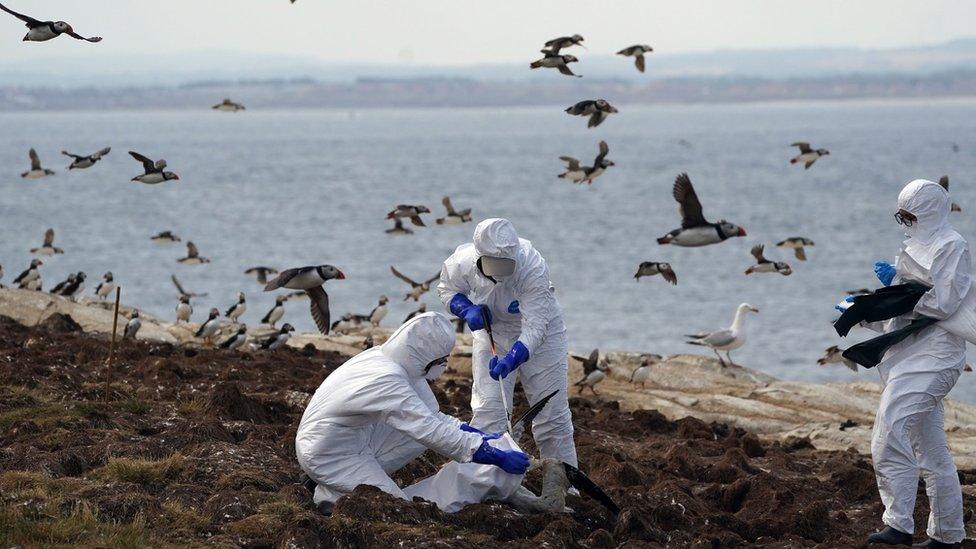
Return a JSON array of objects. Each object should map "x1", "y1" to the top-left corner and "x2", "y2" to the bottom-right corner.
[
  {"x1": 94, "y1": 272, "x2": 115, "y2": 299},
  {"x1": 368, "y1": 296, "x2": 389, "y2": 327},
  {"x1": 59, "y1": 272, "x2": 86, "y2": 300},
  {"x1": 175, "y1": 295, "x2": 193, "y2": 323},
  {"x1": 261, "y1": 295, "x2": 286, "y2": 328},
  {"x1": 12, "y1": 259, "x2": 42, "y2": 287},
  {"x1": 62, "y1": 147, "x2": 111, "y2": 170},
  {"x1": 195, "y1": 308, "x2": 222, "y2": 346},
  {"x1": 129, "y1": 151, "x2": 179, "y2": 184},
  {"x1": 220, "y1": 325, "x2": 248, "y2": 350},
  {"x1": 225, "y1": 292, "x2": 246, "y2": 323},
  {"x1": 0, "y1": 2, "x2": 102, "y2": 42},
  {"x1": 20, "y1": 149, "x2": 55, "y2": 179},
  {"x1": 264, "y1": 265, "x2": 345, "y2": 335},
  {"x1": 658, "y1": 173, "x2": 747, "y2": 246},
  {"x1": 123, "y1": 311, "x2": 142, "y2": 339},
  {"x1": 261, "y1": 323, "x2": 295, "y2": 351}
]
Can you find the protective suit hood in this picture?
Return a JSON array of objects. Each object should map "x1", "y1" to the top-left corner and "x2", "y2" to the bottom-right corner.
[
  {"x1": 473, "y1": 218, "x2": 520, "y2": 261},
  {"x1": 898, "y1": 179, "x2": 951, "y2": 247},
  {"x1": 381, "y1": 312, "x2": 455, "y2": 378}
]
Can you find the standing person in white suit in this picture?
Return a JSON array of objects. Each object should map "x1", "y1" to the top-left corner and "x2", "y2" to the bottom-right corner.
[
  {"x1": 295, "y1": 312, "x2": 530, "y2": 511},
  {"x1": 437, "y1": 218, "x2": 578, "y2": 468},
  {"x1": 864, "y1": 179, "x2": 969, "y2": 548}
]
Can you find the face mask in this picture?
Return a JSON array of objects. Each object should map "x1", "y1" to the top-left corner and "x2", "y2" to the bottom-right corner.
[
  {"x1": 424, "y1": 357, "x2": 448, "y2": 380},
  {"x1": 478, "y1": 256, "x2": 517, "y2": 280}
]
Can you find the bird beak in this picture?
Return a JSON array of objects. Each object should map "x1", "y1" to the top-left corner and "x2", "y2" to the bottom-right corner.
[
  {"x1": 173, "y1": 175, "x2": 181, "y2": 180},
  {"x1": 737, "y1": 228, "x2": 747, "y2": 236},
  {"x1": 750, "y1": 307, "x2": 760, "y2": 313},
  {"x1": 336, "y1": 270, "x2": 346, "y2": 280}
]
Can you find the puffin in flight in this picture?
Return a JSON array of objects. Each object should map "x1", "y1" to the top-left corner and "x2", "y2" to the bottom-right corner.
[
  {"x1": 0, "y1": 3, "x2": 102, "y2": 43},
  {"x1": 129, "y1": 151, "x2": 179, "y2": 184},
  {"x1": 657, "y1": 173, "x2": 747, "y2": 246},
  {"x1": 789, "y1": 142, "x2": 829, "y2": 169},
  {"x1": 21, "y1": 148, "x2": 55, "y2": 179},
  {"x1": 62, "y1": 147, "x2": 111, "y2": 170},
  {"x1": 616, "y1": 44, "x2": 653, "y2": 73},
  {"x1": 565, "y1": 99, "x2": 618, "y2": 128},
  {"x1": 264, "y1": 265, "x2": 346, "y2": 335}
]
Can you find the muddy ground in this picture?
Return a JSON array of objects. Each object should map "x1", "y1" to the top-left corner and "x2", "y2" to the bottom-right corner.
[{"x1": 0, "y1": 314, "x2": 973, "y2": 547}]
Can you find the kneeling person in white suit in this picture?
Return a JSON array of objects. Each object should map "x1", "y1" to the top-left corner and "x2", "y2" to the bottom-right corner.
[{"x1": 295, "y1": 312, "x2": 530, "y2": 509}]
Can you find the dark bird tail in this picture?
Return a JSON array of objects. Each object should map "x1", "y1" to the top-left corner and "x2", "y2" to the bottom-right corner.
[
  {"x1": 656, "y1": 236, "x2": 670, "y2": 245},
  {"x1": 529, "y1": 61, "x2": 542, "y2": 69}
]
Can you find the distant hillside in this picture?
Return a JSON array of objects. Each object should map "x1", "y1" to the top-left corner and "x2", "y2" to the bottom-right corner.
[{"x1": 5, "y1": 38, "x2": 976, "y2": 88}]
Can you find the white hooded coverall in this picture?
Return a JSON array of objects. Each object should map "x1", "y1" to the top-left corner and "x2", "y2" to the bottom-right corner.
[
  {"x1": 869, "y1": 179, "x2": 969, "y2": 543},
  {"x1": 438, "y1": 218, "x2": 579, "y2": 467},
  {"x1": 295, "y1": 312, "x2": 490, "y2": 505}
]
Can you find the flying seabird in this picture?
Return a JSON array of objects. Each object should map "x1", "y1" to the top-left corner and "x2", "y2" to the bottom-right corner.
[
  {"x1": 574, "y1": 349, "x2": 610, "y2": 395},
  {"x1": 436, "y1": 196, "x2": 472, "y2": 225},
  {"x1": 212, "y1": 98, "x2": 245, "y2": 112},
  {"x1": 225, "y1": 292, "x2": 246, "y2": 322},
  {"x1": 789, "y1": 142, "x2": 829, "y2": 169},
  {"x1": 195, "y1": 308, "x2": 221, "y2": 345},
  {"x1": 219, "y1": 325, "x2": 248, "y2": 350},
  {"x1": 129, "y1": 151, "x2": 179, "y2": 184},
  {"x1": 12, "y1": 259, "x2": 42, "y2": 287},
  {"x1": 261, "y1": 295, "x2": 286, "y2": 328},
  {"x1": 565, "y1": 99, "x2": 618, "y2": 128},
  {"x1": 386, "y1": 204, "x2": 430, "y2": 227},
  {"x1": 151, "y1": 231, "x2": 181, "y2": 244},
  {"x1": 0, "y1": 2, "x2": 102, "y2": 42},
  {"x1": 245, "y1": 266, "x2": 279, "y2": 285},
  {"x1": 938, "y1": 176, "x2": 962, "y2": 212},
  {"x1": 745, "y1": 245, "x2": 792, "y2": 276},
  {"x1": 264, "y1": 265, "x2": 346, "y2": 335},
  {"x1": 385, "y1": 219, "x2": 414, "y2": 235},
  {"x1": 686, "y1": 303, "x2": 759, "y2": 367},
  {"x1": 403, "y1": 303, "x2": 428, "y2": 324},
  {"x1": 634, "y1": 262, "x2": 677, "y2": 285},
  {"x1": 616, "y1": 44, "x2": 653, "y2": 72},
  {"x1": 543, "y1": 34, "x2": 584, "y2": 54},
  {"x1": 177, "y1": 241, "x2": 210, "y2": 264},
  {"x1": 62, "y1": 147, "x2": 110, "y2": 170},
  {"x1": 390, "y1": 266, "x2": 438, "y2": 302},
  {"x1": 529, "y1": 50, "x2": 580, "y2": 77},
  {"x1": 175, "y1": 294, "x2": 192, "y2": 323},
  {"x1": 658, "y1": 173, "x2": 747, "y2": 246},
  {"x1": 558, "y1": 141, "x2": 614, "y2": 185},
  {"x1": 30, "y1": 228, "x2": 64, "y2": 255},
  {"x1": 817, "y1": 345, "x2": 857, "y2": 372},
  {"x1": 20, "y1": 148, "x2": 55, "y2": 179},
  {"x1": 94, "y1": 271, "x2": 115, "y2": 299},
  {"x1": 260, "y1": 323, "x2": 295, "y2": 351},
  {"x1": 123, "y1": 311, "x2": 141, "y2": 340},
  {"x1": 776, "y1": 237, "x2": 815, "y2": 261},
  {"x1": 171, "y1": 274, "x2": 207, "y2": 298}
]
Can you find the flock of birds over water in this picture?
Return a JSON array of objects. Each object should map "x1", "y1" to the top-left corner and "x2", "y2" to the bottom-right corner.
[{"x1": 1, "y1": 2, "x2": 970, "y2": 392}]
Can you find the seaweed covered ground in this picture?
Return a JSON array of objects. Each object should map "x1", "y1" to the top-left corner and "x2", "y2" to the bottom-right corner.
[{"x1": 0, "y1": 314, "x2": 973, "y2": 547}]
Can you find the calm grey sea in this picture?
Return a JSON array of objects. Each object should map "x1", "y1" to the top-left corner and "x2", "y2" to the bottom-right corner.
[{"x1": 1, "y1": 99, "x2": 974, "y2": 403}]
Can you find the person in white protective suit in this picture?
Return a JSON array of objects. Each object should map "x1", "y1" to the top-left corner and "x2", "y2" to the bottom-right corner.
[
  {"x1": 863, "y1": 179, "x2": 969, "y2": 548},
  {"x1": 295, "y1": 312, "x2": 530, "y2": 510},
  {"x1": 437, "y1": 218, "x2": 578, "y2": 467}
]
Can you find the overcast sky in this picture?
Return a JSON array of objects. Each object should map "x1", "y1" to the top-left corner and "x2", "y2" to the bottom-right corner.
[{"x1": 0, "y1": 0, "x2": 974, "y2": 64}]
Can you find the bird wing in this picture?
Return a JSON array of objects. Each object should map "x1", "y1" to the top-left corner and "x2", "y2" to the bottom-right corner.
[
  {"x1": 791, "y1": 142, "x2": 812, "y2": 154},
  {"x1": 307, "y1": 285, "x2": 331, "y2": 335},
  {"x1": 582, "y1": 348, "x2": 600, "y2": 375},
  {"x1": 939, "y1": 175, "x2": 950, "y2": 191},
  {"x1": 409, "y1": 215, "x2": 426, "y2": 227},
  {"x1": 42, "y1": 228, "x2": 54, "y2": 247},
  {"x1": 129, "y1": 151, "x2": 156, "y2": 173},
  {"x1": 28, "y1": 148, "x2": 41, "y2": 170},
  {"x1": 587, "y1": 111, "x2": 607, "y2": 128},
  {"x1": 422, "y1": 272, "x2": 440, "y2": 286},
  {"x1": 442, "y1": 196, "x2": 456, "y2": 215},
  {"x1": 61, "y1": 150, "x2": 82, "y2": 160},
  {"x1": 560, "y1": 156, "x2": 580, "y2": 170},
  {"x1": 186, "y1": 241, "x2": 199, "y2": 258},
  {"x1": 0, "y1": 2, "x2": 40, "y2": 25},
  {"x1": 260, "y1": 304, "x2": 277, "y2": 323},
  {"x1": 171, "y1": 274, "x2": 189, "y2": 297},
  {"x1": 673, "y1": 173, "x2": 708, "y2": 228},
  {"x1": 390, "y1": 266, "x2": 419, "y2": 287},
  {"x1": 219, "y1": 334, "x2": 237, "y2": 349},
  {"x1": 616, "y1": 46, "x2": 633, "y2": 55},
  {"x1": 661, "y1": 265, "x2": 677, "y2": 285},
  {"x1": 750, "y1": 244, "x2": 768, "y2": 264},
  {"x1": 593, "y1": 141, "x2": 609, "y2": 165},
  {"x1": 701, "y1": 330, "x2": 736, "y2": 347},
  {"x1": 66, "y1": 30, "x2": 102, "y2": 42},
  {"x1": 263, "y1": 267, "x2": 306, "y2": 291},
  {"x1": 794, "y1": 247, "x2": 807, "y2": 261},
  {"x1": 557, "y1": 63, "x2": 579, "y2": 77},
  {"x1": 635, "y1": 54, "x2": 646, "y2": 73},
  {"x1": 93, "y1": 146, "x2": 111, "y2": 159}
]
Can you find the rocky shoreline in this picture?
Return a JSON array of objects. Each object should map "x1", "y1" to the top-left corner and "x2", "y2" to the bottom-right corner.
[{"x1": 1, "y1": 288, "x2": 974, "y2": 546}]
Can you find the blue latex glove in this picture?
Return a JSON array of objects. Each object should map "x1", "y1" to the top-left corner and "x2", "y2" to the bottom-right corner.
[
  {"x1": 471, "y1": 437, "x2": 530, "y2": 475},
  {"x1": 508, "y1": 300, "x2": 520, "y2": 314},
  {"x1": 874, "y1": 261, "x2": 896, "y2": 287},
  {"x1": 834, "y1": 295, "x2": 856, "y2": 313},
  {"x1": 459, "y1": 423, "x2": 501, "y2": 440},
  {"x1": 449, "y1": 293, "x2": 492, "y2": 331},
  {"x1": 489, "y1": 341, "x2": 530, "y2": 380}
]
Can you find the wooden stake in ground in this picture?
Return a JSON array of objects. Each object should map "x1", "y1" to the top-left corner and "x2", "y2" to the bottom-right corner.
[{"x1": 105, "y1": 286, "x2": 121, "y2": 402}]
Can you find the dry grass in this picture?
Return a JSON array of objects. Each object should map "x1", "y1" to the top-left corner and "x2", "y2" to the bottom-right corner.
[
  {"x1": 225, "y1": 500, "x2": 308, "y2": 539},
  {"x1": 94, "y1": 453, "x2": 187, "y2": 488},
  {"x1": 160, "y1": 501, "x2": 211, "y2": 536}
]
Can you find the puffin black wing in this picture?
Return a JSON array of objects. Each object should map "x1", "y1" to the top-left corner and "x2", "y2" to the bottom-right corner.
[
  {"x1": 65, "y1": 30, "x2": 101, "y2": 42},
  {"x1": 218, "y1": 334, "x2": 237, "y2": 349},
  {"x1": 390, "y1": 266, "x2": 419, "y2": 287},
  {"x1": 0, "y1": 3, "x2": 41, "y2": 25},
  {"x1": 593, "y1": 141, "x2": 609, "y2": 165},
  {"x1": 563, "y1": 463, "x2": 620, "y2": 515},
  {"x1": 128, "y1": 151, "x2": 157, "y2": 174},
  {"x1": 750, "y1": 245, "x2": 769, "y2": 264},
  {"x1": 673, "y1": 173, "x2": 708, "y2": 228},
  {"x1": 635, "y1": 54, "x2": 646, "y2": 73},
  {"x1": 43, "y1": 228, "x2": 55, "y2": 247},
  {"x1": 939, "y1": 175, "x2": 949, "y2": 191},
  {"x1": 61, "y1": 150, "x2": 83, "y2": 160},
  {"x1": 28, "y1": 148, "x2": 41, "y2": 170},
  {"x1": 791, "y1": 142, "x2": 812, "y2": 154},
  {"x1": 307, "y1": 285, "x2": 331, "y2": 335},
  {"x1": 582, "y1": 348, "x2": 599, "y2": 375},
  {"x1": 442, "y1": 196, "x2": 457, "y2": 215},
  {"x1": 512, "y1": 390, "x2": 559, "y2": 432},
  {"x1": 263, "y1": 267, "x2": 308, "y2": 291}
]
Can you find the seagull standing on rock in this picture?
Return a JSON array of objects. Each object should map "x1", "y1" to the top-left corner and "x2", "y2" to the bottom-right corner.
[
  {"x1": 658, "y1": 173, "x2": 747, "y2": 246},
  {"x1": 264, "y1": 265, "x2": 345, "y2": 335},
  {"x1": 685, "y1": 303, "x2": 759, "y2": 367}
]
